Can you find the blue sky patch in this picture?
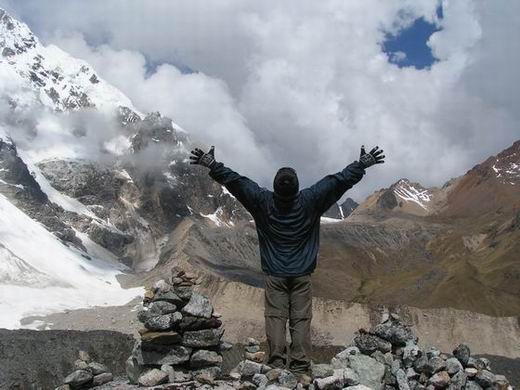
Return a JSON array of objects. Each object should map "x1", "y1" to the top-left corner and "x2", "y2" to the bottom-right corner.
[{"x1": 382, "y1": 7, "x2": 443, "y2": 70}]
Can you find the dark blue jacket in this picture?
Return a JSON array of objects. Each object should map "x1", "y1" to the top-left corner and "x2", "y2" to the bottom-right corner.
[{"x1": 208, "y1": 161, "x2": 365, "y2": 277}]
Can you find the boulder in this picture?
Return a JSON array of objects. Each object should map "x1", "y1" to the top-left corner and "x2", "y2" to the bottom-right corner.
[
  {"x1": 314, "y1": 375, "x2": 344, "y2": 390},
  {"x1": 278, "y1": 370, "x2": 297, "y2": 388},
  {"x1": 402, "y1": 341, "x2": 420, "y2": 368},
  {"x1": 63, "y1": 369, "x2": 93, "y2": 388},
  {"x1": 190, "y1": 349, "x2": 223, "y2": 368},
  {"x1": 87, "y1": 361, "x2": 108, "y2": 375},
  {"x1": 346, "y1": 354, "x2": 385, "y2": 390},
  {"x1": 126, "y1": 356, "x2": 142, "y2": 384},
  {"x1": 253, "y1": 373, "x2": 269, "y2": 387},
  {"x1": 311, "y1": 364, "x2": 334, "y2": 379},
  {"x1": 395, "y1": 369, "x2": 410, "y2": 390},
  {"x1": 450, "y1": 370, "x2": 467, "y2": 390},
  {"x1": 92, "y1": 372, "x2": 113, "y2": 386},
  {"x1": 475, "y1": 370, "x2": 495, "y2": 388},
  {"x1": 153, "y1": 291, "x2": 185, "y2": 307},
  {"x1": 138, "y1": 368, "x2": 169, "y2": 387},
  {"x1": 372, "y1": 319, "x2": 415, "y2": 346},
  {"x1": 354, "y1": 332, "x2": 392, "y2": 355},
  {"x1": 452, "y1": 344, "x2": 471, "y2": 367},
  {"x1": 182, "y1": 291, "x2": 214, "y2": 318},
  {"x1": 133, "y1": 342, "x2": 192, "y2": 365},
  {"x1": 73, "y1": 359, "x2": 88, "y2": 371},
  {"x1": 182, "y1": 328, "x2": 224, "y2": 348},
  {"x1": 178, "y1": 315, "x2": 222, "y2": 331},
  {"x1": 428, "y1": 371, "x2": 450, "y2": 389},
  {"x1": 241, "y1": 360, "x2": 265, "y2": 378},
  {"x1": 445, "y1": 357, "x2": 462, "y2": 375},
  {"x1": 141, "y1": 330, "x2": 182, "y2": 345},
  {"x1": 193, "y1": 366, "x2": 222, "y2": 384},
  {"x1": 144, "y1": 312, "x2": 182, "y2": 331}
]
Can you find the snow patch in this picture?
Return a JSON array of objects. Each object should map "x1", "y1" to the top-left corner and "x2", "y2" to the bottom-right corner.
[{"x1": 0, "y1": 194, "x2": 142, "y2": 329}]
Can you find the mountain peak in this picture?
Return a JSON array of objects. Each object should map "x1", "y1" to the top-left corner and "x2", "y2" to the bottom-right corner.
[{"x1": 1, "y1": 8, "x2": 141, "y2": 116}]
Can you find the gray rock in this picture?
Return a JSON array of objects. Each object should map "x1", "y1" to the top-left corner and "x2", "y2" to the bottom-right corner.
[
  {"x1": 92, "y1": 372, "x2": 113, "y2": 386},
  {"x1": 445, "y1": 358, "x2": 462, "y2": 375},
  {"x1": 425, "y1": 357, "x2": 446, "y2": 375},
  {"x1": 138, "y1": 368, "x2": 169, "y2": 387},
  {"x1": 311, "y1": 363, "x2": 334, "y2": 379},
  {"x1": 354, "y1": 332, "x2": 392, "y2": 355},
  {"x1": 253, "y1": 373, "x2": 269, "y2": 387},
  {"x1": 450, "y1": 370, "x2": 467, "y2": 390},
  {"x1": 190, "y1": 349, "x2": 223, "y2": 368},
  {"x1": 245, "y1": 344, "x2": 261, "y2": 353},
  {"x1": 494, "y1": 375, "x2": 510, "y2": 390},
  {"x1": 466, "y1": 357, "x2": 478, "y2": 368},
  {"x1": 161, "y1": 365, "x2": 193, "y2": 382},
  {"x1": 413, "y1": 353, "x2": 428, "y2": 374},
  {"x1": 330, "y1": 347, "x2": 360, "y2": 368},
  {"x1": 126, "y1": 355, "x2": 142, "y2": 385},
  {"x1": 178, "y1": 315, "x2": 222, "y2": 331},
  {"x1": 87, "y1": 361, "x2": 108, "y2": 375},
  {"x1": 475, "y1": 370, "x2": 495, "y2": 388},
  {"x1": 219, "y1": 340, "x2": 234, "y2": 351},
  {"x1": 396, "y1": 369, "x2": 410, "y2": 390},
  {"x1": 452, "y1": 344, "x2": 470, "y2": 367},
  {"x1": 149, "y1": 300, "x2": 178, "y2": 315},
  {"x1": 144, "y1": 312, "x2": 182, "y2": 331},
  {"x1": 406, "y1": 368, "x2": 419, "y2": 380},
  {"x1": 341, "y1": 368, "x2": 361, "y2": 386},
  {"x1": 182, "y1": 328, "x2": 224, "y2": 348},
  {"x1": 427, "y1": 371, "x2": 450, "y2": 388},
  {"x1": 426, "y1": 348, "x2": 441, "y2": 359},
  {"x1": 347, "y1": 354, "x2": 385, "y2": 390},
  {"x1": 193, "y1": 366, "x2": 222, "y2": 384},
  {"x1": 182, "y1": 291, "x2": 213, "y2": 318},
  {"x1": 241, "y1": 359, "x2": 264, "y2": 378},
  {"x1": 464, "y1": 368, "x2": 478, "y2": 378},
  {"x1": 475, "y1": 357, "x2": 491, "y2": 371},
  {"x1": 73, "y1": 359, "x2": 88, "y2": 371},
  {"x1": 278, "y1": 370, "x2": 297, "y2": 388},
  {"x1": 403, "y1": 341, "x2": 421, "y2": 368},
  {"x1": 63, "y1": 369, "x2": 93, "y2": 388},
  {"x1": 133, "y1": 341, "x2": 192, "y2": 365},
  {"x1": 153, "y1": 291, "x2": 185, "y2": 306},
  {"x1": 173, "y1": 286, "x2": 193, "y2": 301},
  {"x1": 372, "y1": 319, "x2": 415, "y2": 346},
  {"x1": 141, "y1": 330, "x2": 182, "y2": 345},
  {"x1": 313, "y1": 375, "x2": 344, "y2": 390},
  {"x1": 465, "y1": 381, "x2": 483, "y2": 390},
  {"x1": 344, "y1": 386, "x2": 373, "y2": 390}
]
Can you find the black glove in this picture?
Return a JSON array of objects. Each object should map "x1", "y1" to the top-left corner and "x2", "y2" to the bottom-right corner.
[
  {"x1": 359, "y1": 145, "x2": 385, "y2": 168},
  {"x1": 189, "y1": 146, "x2": 217, "y2": 168}
]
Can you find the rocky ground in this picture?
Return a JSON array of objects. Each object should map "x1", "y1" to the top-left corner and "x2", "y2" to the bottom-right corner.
[{"x1": 45, "y1": 268, "x2": 518, "y2": 390}]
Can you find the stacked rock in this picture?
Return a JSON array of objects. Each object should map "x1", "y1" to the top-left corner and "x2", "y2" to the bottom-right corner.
[
  {"x1": 126, "y1": 267, "x2": 226, "y2": 387},
  {"x1": 308, "y1": 313, "x2": 515, "y2": 390},
  {"x1": 55, "y1": 350, "x2": 113, "y2": 389}
]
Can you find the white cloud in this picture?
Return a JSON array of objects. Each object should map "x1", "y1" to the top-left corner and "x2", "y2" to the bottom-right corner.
[{"x1": 1, "y1": 0, "x2": 519, "y2": 199}]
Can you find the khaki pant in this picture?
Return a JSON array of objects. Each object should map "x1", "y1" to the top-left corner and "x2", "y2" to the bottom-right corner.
[{"x1": 264, "y1": 274, "x2": 312, "y2": 374}]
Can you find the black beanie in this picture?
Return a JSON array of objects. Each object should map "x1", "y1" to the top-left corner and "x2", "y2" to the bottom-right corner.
[{"x1": 273, "y1": 167, "x2": 299, "y2": 199}]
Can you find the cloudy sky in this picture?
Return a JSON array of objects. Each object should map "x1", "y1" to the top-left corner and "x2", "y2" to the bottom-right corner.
[{"x1": 1, "y1": 0, "x2": 519, "y2": 200}]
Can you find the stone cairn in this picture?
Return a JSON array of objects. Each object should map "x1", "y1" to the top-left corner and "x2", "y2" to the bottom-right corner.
[
  {"x1": 55, "y1": 350, "x2": 113, "y2": 389},
  {"x1": 301, "y1": 313, "x2": 515, "y2": 390},
  {"x1": 126, "y1": 266, "x2": 229, "y2": 387}
]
